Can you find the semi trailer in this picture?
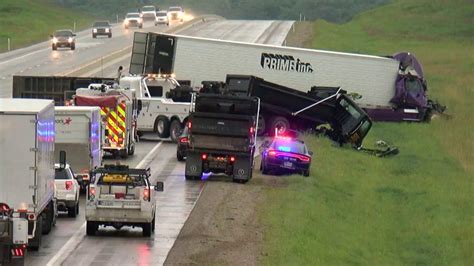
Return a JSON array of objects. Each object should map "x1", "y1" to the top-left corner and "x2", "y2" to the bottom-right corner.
[{"x1": 130, "y1": 32, "x2": 437, "y2": 121}]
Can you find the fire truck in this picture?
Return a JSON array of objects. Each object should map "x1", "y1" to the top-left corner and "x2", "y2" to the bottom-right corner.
[{"x1": 74, "y1": 84, "x2": 138, "y2": 158}]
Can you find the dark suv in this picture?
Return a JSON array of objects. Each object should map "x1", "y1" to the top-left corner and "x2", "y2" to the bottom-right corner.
[
  {"x1": 50, "y1": 30, "x2": 76, "y2": 50},
  {"x1": 92, "y1": 21, "x2": 112, "y2": 38}
]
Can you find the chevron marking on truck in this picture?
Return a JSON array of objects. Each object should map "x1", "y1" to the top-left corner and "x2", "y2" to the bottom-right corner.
[{"x1": 100, "y1": 104, "x2": 126, "y2": 147}]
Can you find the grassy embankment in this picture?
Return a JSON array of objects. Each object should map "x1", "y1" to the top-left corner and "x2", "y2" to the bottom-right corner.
[
  {"x1": 261, "y1": 0, "x2": 473, "y2": 264},
  {"x1": 0, "y1": 0, "x2": 93, "y2": 52}
]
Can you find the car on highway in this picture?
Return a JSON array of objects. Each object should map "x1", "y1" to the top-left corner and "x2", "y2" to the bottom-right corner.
[
  {"x1": 176, "y1": 125, "x2": 189, "y2": 161},
  {"x1": 168, "y1": 6, "x2": 184, "y2": 22},
  {"x1": 55, "y1": 163, "x2": 80, "y2": 217},
  {"x1": 123, "y1": 12, "x2": 143, "y2": 29},
  {"x1": 50, "y1": 29, "x2": 76, "y2": 50},
  {"x1": 155, "y1": 10, "x2": 169, "y2": 26},
  {"x1": 92, "y1": 21, "x2": 112, "y2": 38},
  {"x1": 85, "y1": 164, "x2": 163, "y2": 237},
  {"x1": 141, "y1": 5, "x2": 157, "y2": 21},
  {"x1": 260, "y1": 134, "x2": 313, "y2": 176}
]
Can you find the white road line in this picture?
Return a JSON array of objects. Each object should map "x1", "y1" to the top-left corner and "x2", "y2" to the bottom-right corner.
[
  {"x1": 46, "y1": 141, "x2": 162, "y2": 266},
  {"x1": 0, "y1": 48, "x2": 47, "y2": 66}
]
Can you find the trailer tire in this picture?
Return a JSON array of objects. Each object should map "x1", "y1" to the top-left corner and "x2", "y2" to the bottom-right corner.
[
  {"x1": 169, "y1": 120, "x2": 182, "y2": 143},
  {"x1": 142, "y1": 222, "x2": 152, "y2": 237},
  {"x1": 29, "y1": 216, "x2": 42, "y2": 251},
  {"x1": 269, "y1": 116, "x2": 290, "y2": 135},
  {"x1": 86, "y1": 221, "x2": 98, "y2": 236},
  {"x1": 155, "y1": 116, "x2": 170, "y2": 138}
]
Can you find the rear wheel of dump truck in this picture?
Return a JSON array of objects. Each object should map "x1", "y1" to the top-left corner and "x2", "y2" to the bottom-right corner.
[
  {"x1": 28, "y1": 216, "x2": 42, "y2": 251},
  {"x1": 155, "y1": 116, "x2": 170, "y2": 138},
  {"x1": 86, "y1": 221, "x2": 98, "y2": 236},
  {"x1": 169, "y1": 120, "x2": 182, "y2": 143},
  {"x1": 142, "y1": 222, "x2": 152, "y2": 237},
  {"x1": 269, "y1": 116, "x2": 290, "y2": 135}
]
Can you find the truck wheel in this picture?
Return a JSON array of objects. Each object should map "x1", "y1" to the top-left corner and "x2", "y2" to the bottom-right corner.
[
  {"x1": 52, "y1": 44, "x2": 57, "y2": 51},
  {"x1": 177, "y1": 150, "x2": 185, "y2": 161},
  {"x1": 68, "y1": 203, "x2": 77, "y2": 218},
  {"x1": 29, "y1": 216, "x2": 42, "y2": 251},
  {"x1": 109, "y1": 33, "x2": 112, "y2": 38},
  {"x1": 42, "y1": 201, "x2": 54, "y2": 234},
  {"x1": 86, "y1": 221, "x2": 98, "y2": 236},
  {"x1": 155, "y1": 116, "x2": 170, "y2": 138},
  {"x1": 92, "y1": 34, "x2": 96, "y2": 38},
  {"x1": 120, "y1": 149, "x2": 129, "y2": 159},
  {"x1": 142, "y1": 222, "x2": 152, "y2": 237},
  {"x1": 169, "y1": 120, "x2": 182, "y2": 143},
  {"x1": 128, "y1": 143, "x2": 135, "y2": 155},
  {"x1": 152, "y1": 215, "x2": 156, "y2": 232},
  {"x1": 269, "y1": 116, "x2": 290, "y2": 135},
  {"x1": 71, "y1": 44, "x2": 75, "y2": 50}
]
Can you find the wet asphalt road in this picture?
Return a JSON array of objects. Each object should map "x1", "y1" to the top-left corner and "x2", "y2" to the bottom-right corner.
[{"x1": 0, "y1": 18, "x2": 294, "y2": 265}]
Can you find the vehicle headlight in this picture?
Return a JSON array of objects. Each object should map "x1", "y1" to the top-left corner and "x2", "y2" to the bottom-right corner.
[
  {"x1": 105, "y1": 28, "x2": 109, "y2": 33},
  {"x1": 124, "y1": 20, "x2": 129, "y2": 25},
  {"x1": 93, "y1": 28, "x2": 97, "y2": 33},
  {"x1": 52, "y1": 37, "x2": 58, "y2": 44},
  {"x1": 68, "y1": 37, "x2": 73, "y2": 43}
]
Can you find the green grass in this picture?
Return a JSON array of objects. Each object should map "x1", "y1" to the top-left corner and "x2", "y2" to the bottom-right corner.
[
  {"x1": 261, "y1": 0, "x2": 473, "y2": 264},
  {"x1": 0, "y1": 0, "x2": 94, "y2": 52}
]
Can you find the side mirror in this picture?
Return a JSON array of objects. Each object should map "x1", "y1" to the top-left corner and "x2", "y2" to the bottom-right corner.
[
  {"x1": 59, "y1": 150, "x2": 67, "y2": 168},
  {"x1": 154, "y1": 181, "x2": 164, "y2": 192},
  {"x1": 309, "y1": 151, "x2": 314, "y2": 156}
]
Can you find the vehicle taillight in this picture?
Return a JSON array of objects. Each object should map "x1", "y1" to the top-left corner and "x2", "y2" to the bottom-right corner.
[
  {"x1": 201, "y1": 154, "x2": 207, "y2": 160},
  {"x1": 249, "y1": 126, "x2": 255, "y2": 134},
  {"x1": 89, "y1": 187, "x2": 96, "y2": 200},
  {"x1": 229, "y1": 156, "x2": 236, "y2": 163},
  {"x1": 268, "y1": 150, "x2": 277, "y2": 156},
  {"x1": 143, "y1": 189, "x2": 150, "y2": 201},
  {"x1": 27, "y1": 214, "x2": 35, "y2": 221},
  {"x1": 11, "y1": 247, "x2": 24, "y2": 257},
  {"x1": 179, "y1": 137, "x2": 189, "y2": 143},
  {"x1": 297, "y1": 155, "x2": 311, "y2": 162},
  {"x1": 187, "y1": 121, "x2": 192, "y2": 129},
  {"x1": 65, "y1": 181, "x2": 73, "y2": 190}
]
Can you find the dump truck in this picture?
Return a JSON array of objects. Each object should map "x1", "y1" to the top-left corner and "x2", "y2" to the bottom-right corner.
[
  {"x1": 55, "y1": 106, "x2": 102, "y2": 188},
  {"x1": 224, "y1": 75, "x2": 372, "y2": 147},
  {"x1": 0, "y1": 99, "x2": 57, "y2": 251},
  {"x1": 185, "y1": 94, "x2": 260, "y2": 182},
  {"x1": 129, "y1": 32, "x2": 438, "y2": 122}
]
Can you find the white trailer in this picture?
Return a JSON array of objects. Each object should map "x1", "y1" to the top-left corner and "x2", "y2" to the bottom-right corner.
[
  {"x1": 55, "y1": 106, "x2": 102, "y2": 186},
  {"x1": 129, "y1": 32, "x2": 432, "y2": 121},
  {"x1": 0, "y1": 99, "x2": 57, "y2": 251}
]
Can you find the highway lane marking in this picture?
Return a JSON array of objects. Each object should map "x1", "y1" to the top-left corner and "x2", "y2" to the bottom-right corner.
[
  {"x1": 0, "y1": 48, "x2": 47, "y2": 66},
  {"x1": 46, "y1": 141, "x2": 162, "y2": 266}
]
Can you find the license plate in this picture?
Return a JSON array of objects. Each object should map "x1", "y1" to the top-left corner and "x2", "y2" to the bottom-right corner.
[
  {"x1": 283, "y1": 161, "x2": 293, "y2": 168},
  {"x1": 98, "y1": 201, "x2": 114, "y2": 206}
]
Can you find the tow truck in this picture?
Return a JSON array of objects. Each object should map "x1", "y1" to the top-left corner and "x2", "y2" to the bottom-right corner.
[{"x1": 85, "y1": 164, "x2": 164, "y2": 237}]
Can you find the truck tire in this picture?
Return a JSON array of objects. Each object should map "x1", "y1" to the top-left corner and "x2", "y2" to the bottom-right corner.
[
  {"x1": 52, "y1": 44, "x2": 57, "y2": 51},
  {"x1": 68, "y1": 202, "x2": 78, "y2": 218},
  {"x1": 169, "y1": 120, "x2": 182, "y2": 143},
  {"x1": 29, "y1": 216, "x2": 42, "y2": 251},
  {"x1": 128, "y1": 143, "x2": 135, "y2": 155},
  {"x1": 152, "y1": 215, "x2": 156, "y2": 232},
  {"x1": 142, "y1": 222, "x2": 152, "y2": 237},
  {"x1": 42, "y1": 200, "x2": 54, "y2": 234},
  {"x1": 120, "y1": 149, "x2": 129, "y2": 159},
  {"x1": 269, "y1": 116, "x2": 290, "y2": 135},
  {"x1": 92, "y1": 34, "x2": 96, "y2": 38},
  {"x1": 177, "y1": 150, "x2": 185, "y2": 161},
  {"x1": 86, "y1": 221, "x2": 98, "y2": 236},
  {"x1": 71, "y1": 44, "x2": 75, "y2": 50},
  {"x1": 155, "y1": 116, "x2": 170, "y2": 138}
]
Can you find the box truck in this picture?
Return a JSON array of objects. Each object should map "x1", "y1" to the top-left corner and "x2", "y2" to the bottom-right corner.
[
  {"x1": 0, "y1": 99, "x2": 57, "y2": 251},
  {"x1": 55, "y1": 106, "x2": 102, "y2": 187},
  {"x1": 129, "y1": 32, "x2": 438, "y2": 121}
]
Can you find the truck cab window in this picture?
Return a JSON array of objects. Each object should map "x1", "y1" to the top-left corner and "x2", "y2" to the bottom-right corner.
[{"x1": 148, "y1": 86, "x2": 163, "y2": 97}]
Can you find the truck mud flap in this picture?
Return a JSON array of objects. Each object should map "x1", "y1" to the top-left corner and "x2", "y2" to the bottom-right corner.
[
  {"x1": 185, "y1": 152, "x2": 202, "y2": 178},
  {"x1": 232, "y1": 155, "x2": 252, "y2": 181}
]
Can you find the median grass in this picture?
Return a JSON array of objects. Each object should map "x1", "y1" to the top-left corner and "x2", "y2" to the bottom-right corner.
[
  {"x1": 261, "y1": 0, "x2": 473, "y2": 264},
  {"x1": 0, "y1": 0, "x2": 94, "y2": 52}
]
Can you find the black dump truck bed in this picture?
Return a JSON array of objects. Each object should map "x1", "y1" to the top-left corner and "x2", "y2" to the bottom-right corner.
[
  {"x1": 189, "y1": 94, "x2": 259, "y2": 152},
  {"x1": 225, "y1": 75, "x2": 372, "y2": 147},
  {"x1": 12, "y1": 75, "x2": 115, "y2": 105}
]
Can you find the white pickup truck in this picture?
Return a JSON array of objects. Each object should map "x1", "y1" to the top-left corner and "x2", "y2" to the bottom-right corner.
[{"x1": 85, "y1": 165, "x2": 163, "y2": 237}]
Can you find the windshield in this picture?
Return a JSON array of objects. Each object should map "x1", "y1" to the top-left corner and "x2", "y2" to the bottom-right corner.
[
  {"x1": 55, "y1": 168, "x2": 72, "y2": 180},
  {"x1": 54, "y1": 31, "x2": 73, "y2": 37},
  {"x1": 273, "y1": 140, "x2": 306, "y2": 154},
  {"x1": 339, "y1": 98, "x2": 361, "y2": 120},
  {"x1": 169, "y1": 7, "x2": 182, "y2": 12},
  {"x1": 127, "y1": 13, "x2": 140, "y2": 18},
  {"x1": 142, "y1": 6, "x2": 155, "y2": 12},
  {"x1": 93, "y1": 21, "x2": 110, "y2": 27}
]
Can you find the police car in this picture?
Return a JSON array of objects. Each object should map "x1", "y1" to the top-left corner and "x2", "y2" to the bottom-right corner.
[{"x1": 260, "y1": 132, "x2": 313, "y2": 176}]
